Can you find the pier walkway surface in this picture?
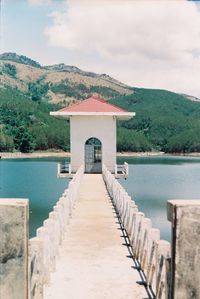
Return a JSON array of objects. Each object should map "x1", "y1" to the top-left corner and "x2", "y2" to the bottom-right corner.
[{"x1": 44, "y1": 174, "x2": 147, "y2": 299}]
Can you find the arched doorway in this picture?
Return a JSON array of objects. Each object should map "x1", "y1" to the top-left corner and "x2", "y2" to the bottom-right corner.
[{"x1": 85, "y1": 137, "x2": 102, "y2": 173}]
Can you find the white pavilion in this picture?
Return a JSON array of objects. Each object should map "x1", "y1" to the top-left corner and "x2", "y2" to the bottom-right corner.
[{"x1": 50, "y1": 96, "x2": 135, "y2": 175}]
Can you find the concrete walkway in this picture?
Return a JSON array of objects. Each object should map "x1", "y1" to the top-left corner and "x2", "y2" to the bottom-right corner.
[{"x1": 44, "y1": 174, "x2": 147, "y2": 299}]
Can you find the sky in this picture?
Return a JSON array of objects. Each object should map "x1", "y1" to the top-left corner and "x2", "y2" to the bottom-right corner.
[{"x1": 1, "y1": 0, "x2": 200, "y2": 98}]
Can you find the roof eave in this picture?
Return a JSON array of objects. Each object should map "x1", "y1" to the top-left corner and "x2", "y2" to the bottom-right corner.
[{"x1": 50, "y1": 111, "x2": 135, "y2": 120}]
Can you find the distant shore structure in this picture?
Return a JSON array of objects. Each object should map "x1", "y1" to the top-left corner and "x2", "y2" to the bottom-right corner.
[{"x1": 50, "y1": 96, "x2": 135, "y2": 173}]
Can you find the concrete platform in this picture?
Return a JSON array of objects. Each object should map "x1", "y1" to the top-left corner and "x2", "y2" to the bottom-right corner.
[{"x1": 44, "y1": 174, "x2": 147, "y2": 299}]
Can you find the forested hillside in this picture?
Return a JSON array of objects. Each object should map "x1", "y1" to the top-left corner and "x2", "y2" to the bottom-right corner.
[
  {"x1": 0, "y1": 53, "x2": 200, "y2": 153},
  {"x1": 111, "y1": 88, "x2": 200, "y2": 153},
  {"x1": 0, "y1": 88, "x2": 70, "y2": 152}
]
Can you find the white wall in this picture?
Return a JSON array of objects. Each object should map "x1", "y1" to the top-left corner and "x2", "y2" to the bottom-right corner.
[{"x1": 70, "y1": 116, "x2": 116, "y2": 173}]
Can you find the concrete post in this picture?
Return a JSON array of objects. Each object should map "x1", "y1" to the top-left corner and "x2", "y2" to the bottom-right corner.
[
  {"x1": 139, "y1": 218, "x2": 152, "y2": 266},
  {"x1": 155, "y1": 240, "x2": 171, "y2": 299},
  {"x1": 146, "y1": 228, "x2": 160, "y2": 290},
  {"x1": 167, "y1": 200, "x2": 200, "y2": 299},
  {"x1": 0, "y1": 198, "x2": 28, "y2": 299}
]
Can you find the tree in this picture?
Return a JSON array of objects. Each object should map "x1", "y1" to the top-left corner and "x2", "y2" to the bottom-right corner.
[
  {"x1": 28, "y1": 81, "x2": 49, "y2": 102},
  {"x1": 14, "y1": 126, "x2": 35, "y2": 152},
  {"x1": 3, "y1": 63, "x2": 17, "y2": 77},
  {"x1": 0, "y1": 132, "x2": 14, "y2": 151}
]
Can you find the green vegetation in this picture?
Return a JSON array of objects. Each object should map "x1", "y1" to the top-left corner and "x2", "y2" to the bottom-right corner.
[
  {"x1": 0, "y1": 88, "x2": 70, "y2": 152},
  {"x1": 1, "y1": 63, "x2": 17, "y2": 77},
  {"x1": 28, "y1": 78, "x2": 49, "y2": 102},
  {"x1": 51, "y1": 81, "x2": 81, "y2": 99},
  {"x1": 117, "y1": 127, "x2": 152, "y2": 152},
  {"x1": 0, "y1": 52, "x2": 41, "y2": 68},
  {"x1": 88, "y1": 85, "x2": 120, "y2": 98},
  {"x1": 50, "y1": 82, "x2": 121, "y2": 100},
  {"x1": 110, "y1": 88, "x2": 200, "y2": 153}
]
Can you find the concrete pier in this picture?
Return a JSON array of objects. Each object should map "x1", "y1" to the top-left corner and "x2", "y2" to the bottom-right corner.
[
  {"x1": 0, "y1": 199, "x2": 28, "y2": 299},
  {"x1": 44, "y1": 174, "x2": 147, "y2": 299},
  {"x1": 167, "y1": 200, "x2": 200, "y2": 299}
]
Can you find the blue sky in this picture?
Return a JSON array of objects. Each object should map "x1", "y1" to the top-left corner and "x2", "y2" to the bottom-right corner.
[
  {"x1": 1, "y1": 0, "x2": 200, "y2": 98},
  {"x1": 1, "y1": 0, "x2": 70, "y2": 64}
]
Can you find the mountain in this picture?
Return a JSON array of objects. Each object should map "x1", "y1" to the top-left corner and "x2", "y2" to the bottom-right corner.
[
  {"x1": 180, "y1": 94, "x2": 200, "y2": 103},
  {"x1": 0, "y1": 53, "x2": 200, "y2": 153},
  {"x1": 0, "y1": 52, "x2": 41, "y2": 68},
  {"x1": 44, "y1": 63, "x2": 117, "y2": 82},
  {"x1": 0, "y1": 53, "x2": 132, "y2": 105}
]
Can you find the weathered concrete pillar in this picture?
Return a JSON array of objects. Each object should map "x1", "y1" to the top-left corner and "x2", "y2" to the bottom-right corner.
[
  {"x1": 0, "y1": 198, "x2": 28, "y2": 299},
  {"x1": 167, "y1": 200, "x2": 200, "y2": 299},
  {"x1": 29, "y1": 237, "x2": 43, "y2": 299}
]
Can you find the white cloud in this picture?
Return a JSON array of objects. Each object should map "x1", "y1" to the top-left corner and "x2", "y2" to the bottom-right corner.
[
  {"x1": 45, "y1": 0, "x2": 200, "y2": 97},
  {"x1": 28, "y1": 0, "x2": 65, "y2": 6},
  {"x1": 29, "y1": 0, "x2": 52, "y2": 5}
]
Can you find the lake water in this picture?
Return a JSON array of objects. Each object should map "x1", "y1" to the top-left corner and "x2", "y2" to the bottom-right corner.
[
  {"x1": 0, "y1": 158, "x2": 69, "y2": 238},
  {"x1": 0, "y1": 155, "x2": 200, "y2": 240},
  {"x1": 118, "y1": 155, "x2": 200, "y2": 241}
]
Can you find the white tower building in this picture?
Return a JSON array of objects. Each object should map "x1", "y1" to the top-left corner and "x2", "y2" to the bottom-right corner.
[{"x1": 51, "y1": 96, "x2": 135, "y2": 173}]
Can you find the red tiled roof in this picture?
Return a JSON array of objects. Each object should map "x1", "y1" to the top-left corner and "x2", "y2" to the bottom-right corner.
[{"x1": 57, "y1": 97, "x2": 128, "y2": 113}]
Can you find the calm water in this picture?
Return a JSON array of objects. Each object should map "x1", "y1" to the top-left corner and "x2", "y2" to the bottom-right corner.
[
  {"x1": 118, "y1": 155, "x2": 200, "y2": 241},
  {"x1": 0, "y1": 158, "x2": 70, "y2": 237},
  {"x1": 0, "y1": 156, "x2": 200, "y2": 241}
]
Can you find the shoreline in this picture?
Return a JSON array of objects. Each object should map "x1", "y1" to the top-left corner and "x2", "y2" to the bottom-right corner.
[
  {"x1": 1, "y1": 151, "x2": 200, "y2": 159},
  {"x1": 0, "y1": 151, "x2": 71, "y2": 159}
]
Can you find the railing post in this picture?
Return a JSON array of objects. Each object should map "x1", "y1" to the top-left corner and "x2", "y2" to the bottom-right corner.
[
  {"x1": 167, "y1": 200, "x2": 200, "y2": 299},
  {"x1": 57, "y1": 163, "x2": 61, "y2": 177},
  {"x1": 0, "y1": 198, "x2": 29, "y2": 299},
  {"x1": 155, "y1": 240, "x2": 171, "y2": 299},
  {"x1": 146, "y1": 228, "x2": 160, "y2": 291},
  {"x1": 69, "y1": 164, "x2": 72, "y2": 175},
  {"x1": 28, "y1": 164, "x2": 84, "y2": 296},
  {"x1": 114, "y1": 164, "x2": 117, "y2": 177},
  {"x1": 124, "y1": 162, "x2": 129, "y2": 178},
  {"x1": 103, "y1": 165, "x2": 174, "y2": 297}
]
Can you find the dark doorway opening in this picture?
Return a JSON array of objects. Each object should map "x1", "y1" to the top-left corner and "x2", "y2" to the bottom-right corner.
[{"x1": 85, "y1": 137, "x2": 102, "y2": 173}]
